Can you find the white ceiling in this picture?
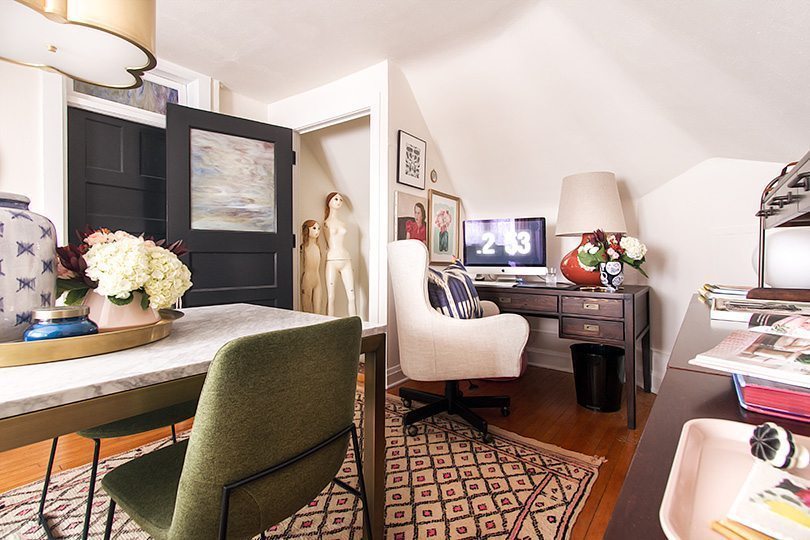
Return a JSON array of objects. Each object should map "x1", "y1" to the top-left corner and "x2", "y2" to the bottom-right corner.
[
  {"x1": 158, "y1": 0, "x2": 810, "y2": 211},
  {"x1": 157, "y1": 0, "x2": 533, "y2": 102}
]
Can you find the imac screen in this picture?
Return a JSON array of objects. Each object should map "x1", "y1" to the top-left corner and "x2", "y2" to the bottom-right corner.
[{"x1": 463, "y1": 217, "x2": 546, "y2": 268}]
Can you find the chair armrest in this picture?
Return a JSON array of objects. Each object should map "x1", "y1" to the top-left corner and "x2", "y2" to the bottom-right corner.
[{"x1": 480, "y1": 300, "x2": 500, "y2": 318}]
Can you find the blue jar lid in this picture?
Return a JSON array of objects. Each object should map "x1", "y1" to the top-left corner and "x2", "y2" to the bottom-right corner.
[{"x1": 32, "y1": 306, "x2": 90, "y2": 322}]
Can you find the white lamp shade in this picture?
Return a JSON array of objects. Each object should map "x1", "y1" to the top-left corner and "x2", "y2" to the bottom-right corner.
[
  {"x1": 556, "y1": 171, "x2": 627, "y2": 236},
  {"x1": 0, "y1": 0, "x2": 156, "y2": 89}
]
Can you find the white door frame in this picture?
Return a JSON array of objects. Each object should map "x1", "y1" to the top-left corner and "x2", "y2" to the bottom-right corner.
[{"x1": 287, "y1": 99, "x2": 388, "y2": 325}]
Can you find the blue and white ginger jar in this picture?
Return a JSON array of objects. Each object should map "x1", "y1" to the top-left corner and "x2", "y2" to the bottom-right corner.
[{"x1": 0, "y1": 193, "x2": 57, "y2": 341}]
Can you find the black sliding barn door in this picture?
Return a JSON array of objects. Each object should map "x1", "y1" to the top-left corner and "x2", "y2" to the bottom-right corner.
[
  {"x1": 67, "y1": 108, "x2": 166, "y2": 240},
  {"x1": 166, "y1": 104, "x2": 294, "y2": 309}
]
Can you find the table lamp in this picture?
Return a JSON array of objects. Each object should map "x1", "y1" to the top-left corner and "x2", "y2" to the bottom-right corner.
[{"x1": 556, "y1": 171, "x2": 627, "y2": 286}]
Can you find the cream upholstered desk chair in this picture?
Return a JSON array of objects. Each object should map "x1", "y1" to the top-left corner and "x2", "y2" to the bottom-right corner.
[{"x1": 388, "y1": 240, "x2": 530, "y2": 442}]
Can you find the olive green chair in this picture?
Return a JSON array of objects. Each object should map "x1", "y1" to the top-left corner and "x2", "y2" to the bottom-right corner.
[
  {"x1": 100, "y1": 317, "x2": 367, "y2": 540},
  {"x1": 37, "y1": 399, "x2": 198, "y2": 540}
]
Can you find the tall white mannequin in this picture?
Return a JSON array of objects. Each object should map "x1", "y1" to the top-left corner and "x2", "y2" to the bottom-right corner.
[
  {"x1": 300, "y1": 220, "x2": 323, "y2": 314},
  {"x1": 323, "y1": 192, "x2": 357, "y2": 317}
]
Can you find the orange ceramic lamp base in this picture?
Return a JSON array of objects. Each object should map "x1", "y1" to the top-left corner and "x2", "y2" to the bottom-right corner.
[{"x1": 560, "y1": 233, "x2": 602, "y2": 287}]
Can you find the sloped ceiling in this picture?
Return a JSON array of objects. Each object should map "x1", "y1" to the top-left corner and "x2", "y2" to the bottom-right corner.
[
  {"x1": 158, "y1": 0, "x2": 810, "y2": 210},
  {"x1": 156, "y1": 0, "x2": 532, "y2": 101}
]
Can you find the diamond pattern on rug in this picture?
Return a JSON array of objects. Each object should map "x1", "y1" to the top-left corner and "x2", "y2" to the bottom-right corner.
[{"x1": 0, "y1": 392, "x2": 603, "y2": 539}]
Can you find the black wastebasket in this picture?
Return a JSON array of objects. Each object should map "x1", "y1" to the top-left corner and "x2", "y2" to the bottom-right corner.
[{"x1": 570, "y1": 344, "x2": 625, "y2": 412}]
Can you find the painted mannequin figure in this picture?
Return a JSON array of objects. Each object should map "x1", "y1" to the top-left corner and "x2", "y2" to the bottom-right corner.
[
  {"x1": 300, "y1": 220, "x2": 323, "y2": 314},
  {"x1": 323, "y1": 192, "x2": 357, "y2": 317}
]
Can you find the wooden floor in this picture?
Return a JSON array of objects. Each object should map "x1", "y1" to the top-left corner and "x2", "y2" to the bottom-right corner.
[{"x1": 0, "y1": 366, "x2": 654, "y2": 538}]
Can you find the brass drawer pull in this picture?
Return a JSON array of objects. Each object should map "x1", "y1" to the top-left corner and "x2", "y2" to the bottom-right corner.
[
  {"x1": 583, "y1": 303, "x2": 599, "y2": 310},
  {"x1": 584, "y1": 324, "x2": 600, "y2": 332}
]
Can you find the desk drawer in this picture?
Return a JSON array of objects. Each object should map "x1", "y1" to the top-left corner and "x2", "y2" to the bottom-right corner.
[
  {"x1": 485, "y1": 292, "x2": 557, "y2": 314},
  {"x1": 561, "y1": 317, "x2": 624, "y2": 341},
  {"x1": 562, "y1": 296, "x2": 623, "y2": 318}
]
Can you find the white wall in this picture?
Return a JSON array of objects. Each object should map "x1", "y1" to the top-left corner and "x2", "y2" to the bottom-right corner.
[
  {"x1": 385, "y1": 63, "x2": 465, "y2": 385},
  {"x1": 297, "y1": 117, "x2": 371, "y2": 319},
  {"x1": 0, "y1": 62, "x2": 44, "y2": 213},
  {"x1": 637, "y1": 158, "x2": 784, "y2": 388},
  {"x1": 219, "y1": 85, "x2": 268, "y2": 122}
]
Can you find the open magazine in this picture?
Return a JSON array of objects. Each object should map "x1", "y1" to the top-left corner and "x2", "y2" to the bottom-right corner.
[
  {"x1": 750, "y1": 314, "x2": 810, "y2": 340},
  {"x1": 690, "y1": 329, "x2": 810, "y2": 388}
]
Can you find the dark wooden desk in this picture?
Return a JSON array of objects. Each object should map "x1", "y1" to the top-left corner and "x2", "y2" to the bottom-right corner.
[
  {"x1": 604, "y1": 296, "x2": 810, "y2": 538},
  {"x1": 476, "y1": 284, "x2": 651, "y2": 429}
]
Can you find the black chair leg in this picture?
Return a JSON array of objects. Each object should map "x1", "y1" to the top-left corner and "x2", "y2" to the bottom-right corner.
[
  {"x1": 171, "y1": 424, "x2": 177, "y2": 444},
  {"x1": 37, "y1": 437, "x2": 58, "y2": 540},
  {"x1": 350, "y1": 424, "x2": 372, "y2": 540},
  {"x1": 81, "y1": 438, "x2": 102, "y2": 540},
  {"x1": 103, "y1": 499, "x2": 116, "y2": 540}
]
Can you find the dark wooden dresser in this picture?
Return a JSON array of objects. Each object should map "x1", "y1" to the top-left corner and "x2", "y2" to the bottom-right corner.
[{"x1": 605, "y1": 295, "x2": 810, "y2": 538}]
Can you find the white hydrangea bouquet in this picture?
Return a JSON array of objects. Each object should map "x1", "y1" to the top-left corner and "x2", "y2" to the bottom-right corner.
[
  {"x1": 576, "y1": 229, "x2": 648, "y2": 277},
  {"x1": 57, "y1": 228, "x2": 192, "y2": 310}
]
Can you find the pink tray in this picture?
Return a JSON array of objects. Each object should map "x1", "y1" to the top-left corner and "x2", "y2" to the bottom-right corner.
[{"x1": 659, "y1": 418, "x2": 810, "y2": 539}]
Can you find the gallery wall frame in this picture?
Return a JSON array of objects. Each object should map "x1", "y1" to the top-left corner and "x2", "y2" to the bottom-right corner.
[
  {"x1": 427, "y1": 189, "x2": 461, "y2": 264},
  {"x1": 396, "y1": 130, "x2": 427, "y2": 190}
]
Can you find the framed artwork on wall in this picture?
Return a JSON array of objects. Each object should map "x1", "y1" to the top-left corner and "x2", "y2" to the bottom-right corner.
[
  {"x1": 428, "y1": 189, "x2": 461, "y2": 264},
  {"x1": 189, "y1": 129, "x2": 277, "y2": 232},
  {"x1": 396, "y1": 130, "x2": 427, "y2": 189},
  {"x1": 395, "y1": 191, "x2": 428, "y2": 245}
]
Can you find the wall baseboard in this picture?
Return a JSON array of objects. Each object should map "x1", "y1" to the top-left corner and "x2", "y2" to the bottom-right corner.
[
  {"x1": 386, "y1": 365, "x2": 409, "y2": 389},
  {"x1": 526, "y1": 333, "x2": 667, "y2": 394}
]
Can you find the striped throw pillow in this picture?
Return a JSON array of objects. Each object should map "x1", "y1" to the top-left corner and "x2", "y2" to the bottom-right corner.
[{"x1": 427, "y1": 260, "x2": 483, "y2": 319}]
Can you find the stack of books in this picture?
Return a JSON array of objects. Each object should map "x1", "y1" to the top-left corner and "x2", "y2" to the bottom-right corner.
[
  {"x1": 690, "y1": 313, "x2": 810, "y2": 423},
  {"x1": 733, "y1": 375, "x2": 810, "y2": 422}
]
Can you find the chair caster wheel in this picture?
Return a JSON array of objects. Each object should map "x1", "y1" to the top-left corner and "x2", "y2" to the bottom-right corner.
[
  {"x1": 402, "y1": 398, "x2": 412, "y2": 408},
  {"x1": 501, "y1": 406, "x2": 511, "y2": 417},
  {"x1": 482, "y1": 432, "x2": 493, "y2": 443},
  {"x1": 406, "y1": 424, "x2": 419, "y2": 437}
]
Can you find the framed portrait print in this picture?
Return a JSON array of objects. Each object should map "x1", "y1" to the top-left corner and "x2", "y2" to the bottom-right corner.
[
  {"x1": 428, "y1": 190, "x2": 461, "y2": 264},
  {"x1": 397, "y1": 130, "x2": 427, "y2": 189},
  {"x1": 395, "y1": 191, "x2": 428, "y2": 245}
]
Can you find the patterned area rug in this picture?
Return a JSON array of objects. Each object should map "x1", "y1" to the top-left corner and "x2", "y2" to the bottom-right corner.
[{"x1": 0, "y1": 393, "x2": 603, "y2": 539}]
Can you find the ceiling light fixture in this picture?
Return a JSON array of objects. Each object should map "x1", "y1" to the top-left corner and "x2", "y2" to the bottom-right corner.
[{"x1": 0, "y1": 0, "x2": 156, "y2": 89}]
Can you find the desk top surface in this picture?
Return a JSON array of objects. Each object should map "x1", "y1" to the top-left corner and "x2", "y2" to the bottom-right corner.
[
  {"x1": 475, "y1": 283, "x2": 650, "y2": 297},
  {"x1": 0, "y1": 304, "x2": 385, "y2": 420},
  {"x1": 604, "y1": 296, "x2": 810, "y2": 538}
]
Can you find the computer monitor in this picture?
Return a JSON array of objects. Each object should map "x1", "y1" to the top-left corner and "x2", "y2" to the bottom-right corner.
[{"x1": 462, "y1": 217, "x2": 547, "y2": 277}]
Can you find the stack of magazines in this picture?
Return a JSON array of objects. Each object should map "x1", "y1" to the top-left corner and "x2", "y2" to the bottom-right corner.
[
  {"x1": 699, "y1": 284, "x2": 810, "y2": 323},
  {"x1": 690, "y1": 313, "x2": 810, "y2": 423}
]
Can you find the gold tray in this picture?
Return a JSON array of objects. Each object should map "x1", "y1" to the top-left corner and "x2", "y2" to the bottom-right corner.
[{"x1": 0, "y1": 310, "x2": 182, "y2": 368}]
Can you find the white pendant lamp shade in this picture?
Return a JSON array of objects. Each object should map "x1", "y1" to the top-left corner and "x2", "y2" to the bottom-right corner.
[
  {"x1": 556, "y1": 171, "x2": 628, "y2": 236},
  {"x1": 0, "y1": 0, "x2": 156, "y2": 89}
]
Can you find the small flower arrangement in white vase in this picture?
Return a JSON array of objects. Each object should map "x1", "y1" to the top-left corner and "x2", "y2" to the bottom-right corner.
[
  {"x1": 576, "y1": 230, "x2": 648, "y2": 292},
  {"x1": 57, "y1": 229, "x2": 192, "y2": 331}
]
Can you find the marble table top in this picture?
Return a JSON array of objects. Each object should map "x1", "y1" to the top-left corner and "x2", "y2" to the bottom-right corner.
[{"x1": 0, "y1": 304, "x2": 386, "y2": 420}]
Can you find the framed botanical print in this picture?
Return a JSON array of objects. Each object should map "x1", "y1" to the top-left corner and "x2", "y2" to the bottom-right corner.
[
  {"x1": 396, "y1": 130, "x2": 427, "y2": 189},
  {"x1": 395, "y1": 190, "x2": 428, "y2": 245},
  {"x1": 428, "y1": 190, "x2": 461, "y2": 264}
]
